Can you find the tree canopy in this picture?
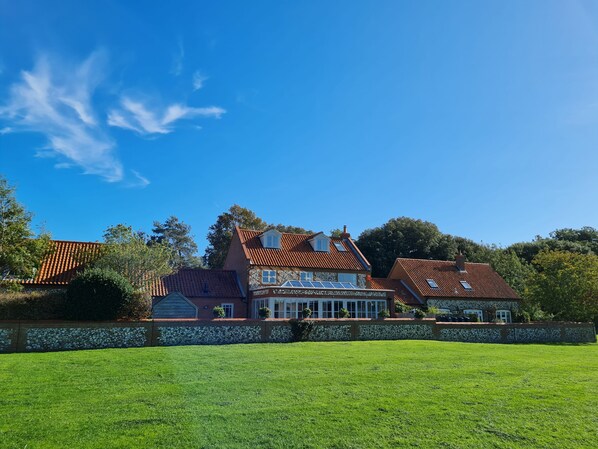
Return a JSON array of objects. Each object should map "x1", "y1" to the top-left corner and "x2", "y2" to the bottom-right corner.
[
  {"x1": 151, "y1": 216, "x2": 202, "y2": 268},
  {"x1": 0, "y1": 176, "x2": 52, "y2": 282}
]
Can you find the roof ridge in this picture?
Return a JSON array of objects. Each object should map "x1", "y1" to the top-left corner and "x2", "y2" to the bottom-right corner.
[
  {"x1": 397, "y1": 257, "x2": 491, "y2": 266},
  {"x1": 50, "y1": 239, "x2": 102, "y2": 245}
]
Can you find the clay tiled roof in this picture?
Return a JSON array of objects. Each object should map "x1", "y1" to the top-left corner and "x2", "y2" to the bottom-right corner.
[
  {"x1": 391, "y1": 258, "x2": 520, "y2": 300},
  {"x1": 369, "y1": 278, "x2": 422, "y2": 306},
  {"x1": 151, "y1": 269, "x2": 243, "y2": 298},
  {"x1": 23, "y1": 240, "x2": 102, "y2": 286},
  {"x1": 236, "y1": 228, "x2": 370, "y2": 271}
]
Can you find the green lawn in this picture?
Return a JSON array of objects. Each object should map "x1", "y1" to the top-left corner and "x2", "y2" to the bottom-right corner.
[{"x1": 0, "y1": 341, "x2": 597, "y2": 449}]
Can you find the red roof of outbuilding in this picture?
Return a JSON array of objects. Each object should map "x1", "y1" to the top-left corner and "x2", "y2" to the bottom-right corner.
[
  {"x1": 150, "y1": 269, "x2": 243, "y2": 298},
  {"x1": 368, "y1": 278, "x2": 422, "y2": 306},
  {"x1": 236, "y1": 228, "x2": 370, "y2": 271},
  {"x1": 23, "y1": 240, "x2": 102, "y2": 286},
  {"x1": 390, "y1": 258, "x2": 520, "y2": 300}
]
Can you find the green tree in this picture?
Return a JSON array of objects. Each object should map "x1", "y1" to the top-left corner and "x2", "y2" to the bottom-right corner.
[
  {"x1": 473, "y1": 248, "x2": 534, "y2": 296},
  {"x1": 526, "y1": 250, "x2": 598, "y2": 323},
  {"x1": 0, "y1": 176, "x2": 52, "y2": 282},
  {"x1": 151, "y1": 216, "x2": 202, "y2": 268},
  {"x1": 356, "y1": 217, "x2": 457, "y2": 277},
  {"x1": 204, "y1": 205, "x2": 267, "y2": 268},
  {"x1": 93, "y1": 225, "x2": 173, "y2": 290}
]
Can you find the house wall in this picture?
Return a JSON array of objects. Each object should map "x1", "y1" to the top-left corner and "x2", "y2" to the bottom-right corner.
[
  {"x1": 0, "y1": 319, "x2": 594, "y2": 352},
  {"x1": 248, "y1": 267, "x2": 367, "y2": 290},
  {"x1": 223, "y1": 231, "x2": 251, "y2": 296},
  {"x1": 187, "y1": 297, "x2": 247, "y2": 319},
  {"x1": 153, "y1": 293, "x2": 197, "y2": 319}
]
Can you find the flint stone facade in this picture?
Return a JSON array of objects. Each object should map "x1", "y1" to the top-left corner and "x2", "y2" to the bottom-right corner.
[
  {"x1": 427, "y1": 299, "x2": 520, "y2": 314},
  {"x1": 248, "y1": 267, "x2": 367, "y2": 290}
]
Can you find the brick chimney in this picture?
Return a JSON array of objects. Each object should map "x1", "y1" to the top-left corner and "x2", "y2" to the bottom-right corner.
[
  {"x1": 456, "y1": 253, "x2": 466, "y2": 272},
  {"x1": 340, "y1": 225, "x2": 350, "y2": 239}
]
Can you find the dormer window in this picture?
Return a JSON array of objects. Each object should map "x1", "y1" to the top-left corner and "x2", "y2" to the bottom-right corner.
[
  {"x1": 260, "y1": 229, "x2": 281, "y2": 249},
  {"x1": 309, "y1": 233, "x2": 330, "y2": 252}
]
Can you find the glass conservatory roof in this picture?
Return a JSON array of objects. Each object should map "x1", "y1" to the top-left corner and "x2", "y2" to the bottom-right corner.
[{"x1": 281, "y1": 280, "x2": 359, "y2": 289}]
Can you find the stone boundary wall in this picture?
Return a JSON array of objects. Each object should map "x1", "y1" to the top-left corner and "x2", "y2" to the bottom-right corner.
[{"x1": 0, "y1": 319, "x2": 595, "y2": 353}]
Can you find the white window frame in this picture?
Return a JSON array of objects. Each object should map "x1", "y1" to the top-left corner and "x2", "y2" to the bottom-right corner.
[
  {"x1": 315, "y1": 238, "x2": 328, "y2": 251},
  {"x1": 338, "y1": 273, "x2": 357, "y2": 284},
  {"x1": 262, "y1": 270, "x2": 277, "y2": 284},
  {"x1": 463, "y1": 309, "x2": 483, "y2": 321},
  {"x1": 496, "y1": 310, "x2": 511, "y2": 323},
  {"x1": 300, "y1": 271, "x2": 313, "y2": 281},
  {"x1": 221, "y1": 303, "x2": 234, "y2": 318}
]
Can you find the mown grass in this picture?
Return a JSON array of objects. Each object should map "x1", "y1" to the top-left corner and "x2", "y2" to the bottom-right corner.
[{"x1": 0, "y1": 340, "x2": 596, "y2": 448}]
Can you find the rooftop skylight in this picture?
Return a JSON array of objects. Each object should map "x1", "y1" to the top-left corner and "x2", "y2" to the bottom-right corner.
[
  {"x1": 281, "y1": 280, "x2": 358, "y2": 289},
  {"x1": 333, "y1": 242, "x2": 346, "y2": 251},
  {"x1": 426, "y1": 279, "x2": 439, "y2": 289},
  {"x1": 460, "y1": 280, "x2": 473, "y2": 290}
]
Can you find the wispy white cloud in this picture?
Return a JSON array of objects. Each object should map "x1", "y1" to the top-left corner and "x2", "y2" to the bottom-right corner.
[
  {"x1": 130, "y1": 169, "x2": 150, "y2": 188},
  {"x1": 0, "y1": 51, "x2": 125, "y2": 182},
  {"x1": 170, "y1": 39, "x2": 185, "y2": 76},
  {"x1": 193, "y1": 70, "x2": 208, "y2": 91},
  {"x1": 0, "y1": 126, "x2": 12, "y2": 135},
  {"x1": 108, "y1": 97, "x2": 225, "y2": 135}
]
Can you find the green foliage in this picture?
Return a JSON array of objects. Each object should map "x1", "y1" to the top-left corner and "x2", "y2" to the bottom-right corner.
[
  {"x1": 66, "y1": 268, "x2": 134, "y2": 321},
  {"x1": 0, "y1": 176, "x2": 53, "y2": 280},
  {"x1": 357, "y1": 217, "x2": 458, "y2": 277},
  {"x1": 258, "y1": 307, "x2": 271, "y2": 319},
  {"x1": 394, "y1": 301, "x2": 411, "y2": 313},
  {"x1": 515, "y1": 310, "x2": 531, "y2": 323},
  {"x1": 413, "y1": 309, "x2": 426, "y2": 319},
  {"x1": 426, "y1": 306, "x2": 441, "y2": 316},
  {"x1": 301, "y1": 307, "x2": 312, "y2": 318},
  {"x1": 151, "y1": 216, "x2": 202, "y2": 268},
  {"x1": 467, "y1": 313, "x2": 480, "y2": 322},
  {"x1": 93, "y1": 225, "x2": 173, "y2": 290},
  {"x1": 289, "y1": 319, "x2": 314, "y2": 341},
  {"x1": 204, "y1": 205, "x2": 268, "y2": 269},
  {"x1": 0, "y1": 290, "x2": 66, "y2": 320},
  {"x1": 526, "y1": 250, "x2": 598, "y2": 323},
  {"x1": 212, "y1": 306, "x2": 225, "y2": 318},
  {"x1": 120, "y1": 291, "x2": 152, "y2": 321},
  {"x1": 338, "y1": 307, "x2": 350, "y2": 318},
  {"x1": 378, "y1": 308, "x2": 390, "y2": 318}
]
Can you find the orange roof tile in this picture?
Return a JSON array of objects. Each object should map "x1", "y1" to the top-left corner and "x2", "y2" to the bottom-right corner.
[
  {"x1": 237, "y1": 228, "x2": 370, "y2": 271},
  {"x1": 150, "y1": 269, "x2": 243, "y2": 298},
  {"x1": 23, "y1": 240, "x2": 102, "y2": 286},
  {"x1": 391, "y1": 258, "x2": 520, "y2": 300},
  {"x1": 368, "y1": 278, "x2": 422, "y2": 306}
]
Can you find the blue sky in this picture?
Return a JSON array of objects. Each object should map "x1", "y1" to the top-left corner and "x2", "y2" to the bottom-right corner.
[{"x1": 1, "y1": 0, "x2": 597, "y2": 253}]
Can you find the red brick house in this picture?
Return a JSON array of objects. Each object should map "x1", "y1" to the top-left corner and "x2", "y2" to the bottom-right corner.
[
  {"x1": 223, "y1": 226, "x2": 394, "y2": 318},
  {"x1": 19, "y1": 240, "x2": 245, "y2": 319},
  {"x1": 382, "y1": 255, "x2": 520, "y2": 322}
]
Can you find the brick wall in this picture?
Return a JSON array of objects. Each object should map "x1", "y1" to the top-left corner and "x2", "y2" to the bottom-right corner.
[{"x1": 0, "y1": 319, "x2": 595, "y2": 353}]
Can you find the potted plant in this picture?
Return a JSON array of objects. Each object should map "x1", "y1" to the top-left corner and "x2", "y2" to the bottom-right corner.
[
  {"x1": 258, "y1": 307, "x2": 271, "y2": 319},
  {"x1": 301, "y1": 307, "x2": 312, "y2": 319},
  {"x1": 378, "y1": 309, "x2": 390, "y2": 319},
  {"x1": 338, "y1": 308, "x2": 350, "y2": 318},
  {"x1": 413, "y1": 308, "x2": 426, "y2": 319},
  {"x1": 212, "y1": 306, "x2": 225, "y2": 319}
]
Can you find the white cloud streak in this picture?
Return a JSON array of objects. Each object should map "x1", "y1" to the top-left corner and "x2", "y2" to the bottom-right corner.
[
  {"x1": 108, "y1": 97, "x2": 225, "y2": 135},
  {"x1": 193, "y1": 70, "x2": 208, "y2": 91},
  {"x1": 0, "y1": 52, "x2": 124, "y2": 182}
]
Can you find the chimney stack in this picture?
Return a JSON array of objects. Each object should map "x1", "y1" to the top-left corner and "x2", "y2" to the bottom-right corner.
[
  {"x1": 340, "y1": 225, "x2": 350, "y2": 239},
  {"x1": 456, "y1": 253, "x2": 466, "y2": 272}
]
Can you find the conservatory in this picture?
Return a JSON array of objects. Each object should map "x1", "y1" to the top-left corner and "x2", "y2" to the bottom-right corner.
[{"x1": 251, "y1": 280, "x2": 393, "y2": 319}]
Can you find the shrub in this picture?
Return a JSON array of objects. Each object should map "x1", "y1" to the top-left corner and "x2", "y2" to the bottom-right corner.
[
  {"x1": 120, "y1": 291, "x2": 152, "y2": 320},
  {"x1": 212, "y1": 306, "x2": 225, "y2": 318},
  {"x1": 413, "y1": 309, "x2": 426, "y2": 319},
  {"x1": 66, "y1": 268, "x2": 134, "y2": 321},
  {"x1": 394, "y1": 301, "x2": 412, "y2": 313},
  {"x1": 467, "y1": 313, "x2": 480, "y2": 322},
  {"x1": 515, "y1": 310, "x2": 531, "y2": 323},
  {"x1": 0, "y1": 280, "x2": 24, "y2": 293},
  {"x1": 289, "y1": 319, "x2": 314, "y2": 341},
  {"x1": 378, "y1": 309, "x2": 390, "y2": 318},
  {"x1": 491, "y1": 318, "x2": 506, "y2": 324},
  {"x1": 302, "y1": 307, "x2": 312, "y2": 319},
  {"x1": 338, "y1": 308, "x2": 350, "y2": 318},
  {"x1": 258, "y1": 307, "x2": 271, "y2": 319},
  {"x1": 0, "y1": 290, "x2": 66, "y2": 320},
  {"x1": 426, "y1": 306, "x2": 441, "y2": 315}
]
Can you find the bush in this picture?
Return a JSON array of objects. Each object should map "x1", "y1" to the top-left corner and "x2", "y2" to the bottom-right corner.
[
  {"x1": 212, "y1": 306, "x2": 225, "y2": 318},
  {"x1": 338, "y1": 308, "x2": 350, "y2": 318},
  {"x1": 0, "y1": 290, "x2": 66, "y2": 320},
  {"x1": 120, "y1": 291, "x2": 152, "y2": 320},
  {"x1": 515, "y1": 310, "x2": 531, "y2": 323},
  {"x1": 302, "y1": 307, "x2": 312, "y2": 319},
  {"x1": 413, "y1": 309, "x2": 426, "y2": 319},
  {"x1": 289, "y1": 319, "x2": 314, "y2": 341},
  {"x1": 378, "y1": 309, "x2": 390, "y2": 318},
  {"x1": 66, "y1": 268, "x2": 134, "y2": 321},
  {"x1": 0, "y1": 280, "x2": 24, "y2": 293},
  {"x1": 467, "y1": 313, "x2": 480, "y2": 322},
  {"x1": 258, "y1": 307, "x2": 271, "y2": 319}
]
